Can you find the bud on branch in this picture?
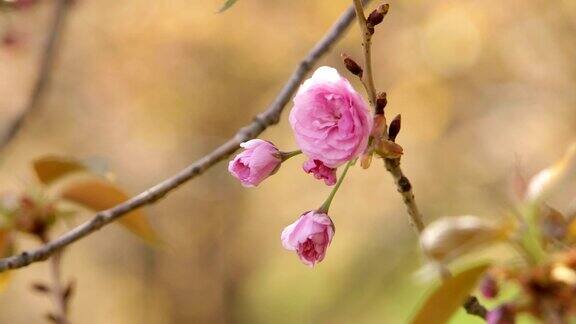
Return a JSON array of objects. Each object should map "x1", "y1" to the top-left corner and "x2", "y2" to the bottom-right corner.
[
  {"x1": 342, "y1": 53, "x2": 363, "y2": 77},
  {"x1": 366, "y1": 4, "x2": 390, "y2": 34},
  {"x1": 389, "y1": 114, "x2": 401, "y2": 142},
  {"x1": 375, "y1": 92, "x2": 387, "y2": 115}
]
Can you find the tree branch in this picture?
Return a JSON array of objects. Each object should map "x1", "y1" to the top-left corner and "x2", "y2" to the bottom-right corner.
[
  {"x1": 0, "y1": 1, "x2": 370, "y2": 272},
  {"x1": 0, "y1": 0, "x2": 71, "y2": 153},
  {"x1": 352, "y1": 0, "x2": 377, "y2": 107},
  {"x1": 384, "y1": 157, "x2": 425, "y2": 232},
  {"x1": 351, "y1": 1, "x2": 486, "y2": 319}
]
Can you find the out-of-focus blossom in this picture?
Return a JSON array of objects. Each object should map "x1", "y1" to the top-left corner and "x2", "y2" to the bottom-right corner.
[
  {"x1": 289, "y1": 66, "x2": 372, "y2": 168},
  {"x1": 281, "y1": 211, "x2": 334, "y2": 267},
  {"x1": 228, "y1": 139, "x2": 282, "y2": 187},
  {"x1": 420, "y1": 215, "x2": 513, "y2": 264},
  {"x1": 479, "y1": 274, "x2": 499, "y2": 299},
  {"x1": 486, "y1": 304, "x2": 516, "y2": 324},
  {"x1": 526, "y1": 143, "x2": 576, "y2": 202}
]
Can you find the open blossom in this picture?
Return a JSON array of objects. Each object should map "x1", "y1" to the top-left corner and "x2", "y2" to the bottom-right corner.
[
  {"x1": 281, "y1": 211, "x2": 334, "y2": 267},
  {"x1": 303, "y1": 159, "x2": 337, "y2": 186},
  {"x1": 228, "y1": 139, "x2": 281, "y2": 187},
  {"x1": 289, "y1": 66, "x2": 372, "y2": 168}
]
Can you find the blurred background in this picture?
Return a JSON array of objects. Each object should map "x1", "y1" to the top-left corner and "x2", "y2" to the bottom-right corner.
[{"x1": 0, "y1": 0, "x2": 575, "y2": 322}]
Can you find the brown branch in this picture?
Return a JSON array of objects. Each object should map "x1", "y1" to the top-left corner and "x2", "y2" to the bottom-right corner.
[
  {"x1": 351, "y1": 0, "x2": 424, "y2": 233},
  {"x1": 351, "y1": 1, "x2": 486, "y2": 319},
  {"x1": 352, "y1": 0, "x2": 377, "y2": 107},
  {"x1": 0, "y1": 0, "x2": 71, "y2": 152},
  {"x1": 0, "y1": 1, "x2": 370, "y2": 272},
  {"x1": 384, "y1": 157, "x2": 425, "y2": 232}
]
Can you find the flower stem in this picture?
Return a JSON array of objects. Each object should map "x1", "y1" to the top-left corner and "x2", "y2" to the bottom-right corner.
[
  {"x1": 319, "y1": 161, "x2": 353, "y2": 213},
  {"x1": 280, "y1": 150, "x2": 302, "y2": 161}
]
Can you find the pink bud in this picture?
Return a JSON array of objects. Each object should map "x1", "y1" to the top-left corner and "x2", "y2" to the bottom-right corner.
[
  {"x1": 487, "y1": 304, "x2": 515, "y2": 324},
  {"x1": 303, "y1": 159, "x2": 337, "y2": 186},
  {"x1": 281, "y1": 211, "x2": 335, "y2": 267},
  {"x1": 228, "y1": 139, "x2": 281, "y2": 187},
  {"x1": 479, "y1": 275, "x2": 499, "y2": 299}
]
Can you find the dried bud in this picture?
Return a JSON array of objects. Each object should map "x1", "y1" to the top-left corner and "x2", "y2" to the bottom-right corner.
[
  {"x1": 378, "y1": 140, "x2": 403, "y2": 159},
  {"x1": 371, "y1": 114, "x2": 387, "y2": 138},
  {"x1": 341, "y1": 54, "x2": 363, "y2": 77},
  {"x1": 420, "y1": 215, "x2": 513, "y2": 264},
  {"x1": 360, "y1": 151, "x2": 373, "y2": 169},
  {"x1": 479, "y1": 274, "x2": 499, "y2": 299},
  {"x1": 375, "y1": 92, "x2": 387, "y2": 115},
  {"x1": 388, "y1": 114, "x2": 401, "y2": 141},
  {"x1": 367, "y1": 4, "x2": 390, "y2": 28},
  {"x1": 367, "y1": 10, "x2": 384, "y2": 27}
]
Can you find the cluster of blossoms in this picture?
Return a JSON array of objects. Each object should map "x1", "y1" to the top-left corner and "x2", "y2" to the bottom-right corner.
[
  {"x1": 229, "y1": 66, "x2": 373, "y2": 266},
  {"x1": 419, "y1": 143, "x2": 576, "y2": 323}
]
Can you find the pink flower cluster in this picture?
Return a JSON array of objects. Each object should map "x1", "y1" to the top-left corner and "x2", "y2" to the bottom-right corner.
[{"x1": 228, "y1": 66, "x2": 372, "y2": 266}]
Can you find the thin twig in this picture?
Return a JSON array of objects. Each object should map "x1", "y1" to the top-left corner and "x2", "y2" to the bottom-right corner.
[
  {"x1": 352, "y1": 0, "x2": 425, "y2": 233},
  {"x1": 384, "y1": 157, "x2": 424, "y2": 232},
  {"x1": 352, "y1": 0, "x2": 377, "y2": 107},
  {"x1": 0, "y1": 1, "x2": 370, "y2": 272},
  {"x1": 0, "y1": 0, "x2": 71, "y2": 153},
  {"x1": 48, "y1": 251, "x2": 70, "y2": 324},
  {"x1": 351, "y1": 1, "x2": 486, "y2": 319}
]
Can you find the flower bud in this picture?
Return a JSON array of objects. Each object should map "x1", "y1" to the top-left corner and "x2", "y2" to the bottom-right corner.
[
  {"x1": 367, "y1": 12, "x2": 383, "y2": 27},
  {"x1": 281, "y1": 211, "x2": 335, "y2": 267},
  {"x1": 303, "y1": 159, "x2": 337, "y2": 186},
  {"x1": 228, "y1": 139, "x2": 282, "y2": 187},
  {"x1": 420, "y1": 215, "x2": 513, "y2": 264},
  {"x1": 526, "y1": 143, "x2": 576, "y2": 202},
  {"x1": 375, "y1": 92, "x2": 387, "y2": 115},
  {"x1": 341, "y1": 54, "x2": 363, "y2": 78},
  {"x1": 479, "y1": 274, "x2": 499, "y2": 299},
  {"x1": 371, "y1": 114, "x2": 387, "y2": 138},
  {"x1": 367, "y1": 4, "x2": 390, "y2": 28},
  {"x1": 388, "y1": 114, "x2": 401, "y2": 142},
  {"x1": 486, "y1": 304, "x2": 516, "y2": 324}
]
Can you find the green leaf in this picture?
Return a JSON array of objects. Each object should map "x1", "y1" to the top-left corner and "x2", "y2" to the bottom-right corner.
[
  {"x1": 410, "y1": 263, "x2": 490, "y2": 324},
  {"x1": 218, "y1": 0, "x2": 238, "y2": 12}
]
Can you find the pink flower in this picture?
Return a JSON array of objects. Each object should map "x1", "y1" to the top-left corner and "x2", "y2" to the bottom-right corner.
[
  {"x1": 281, "y1": 211, "x2": 335, "y2": 267},
  {"x1": 303, "y1": 159, "x2": 337, "y2": 186},
  {"x1": 289, "y1": 66, "x2": 372, "y2": 168},
  {"x1": 228, "y1": 139, "x2": 281, "y2": 187},
  {"x1": 487, "y1": 304, "x2": 515, "y2": 324}
]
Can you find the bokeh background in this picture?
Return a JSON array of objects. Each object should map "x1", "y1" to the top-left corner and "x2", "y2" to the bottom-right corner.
[{"x1": 1, "y1": 0, "x2": 576, "y2": 323}]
